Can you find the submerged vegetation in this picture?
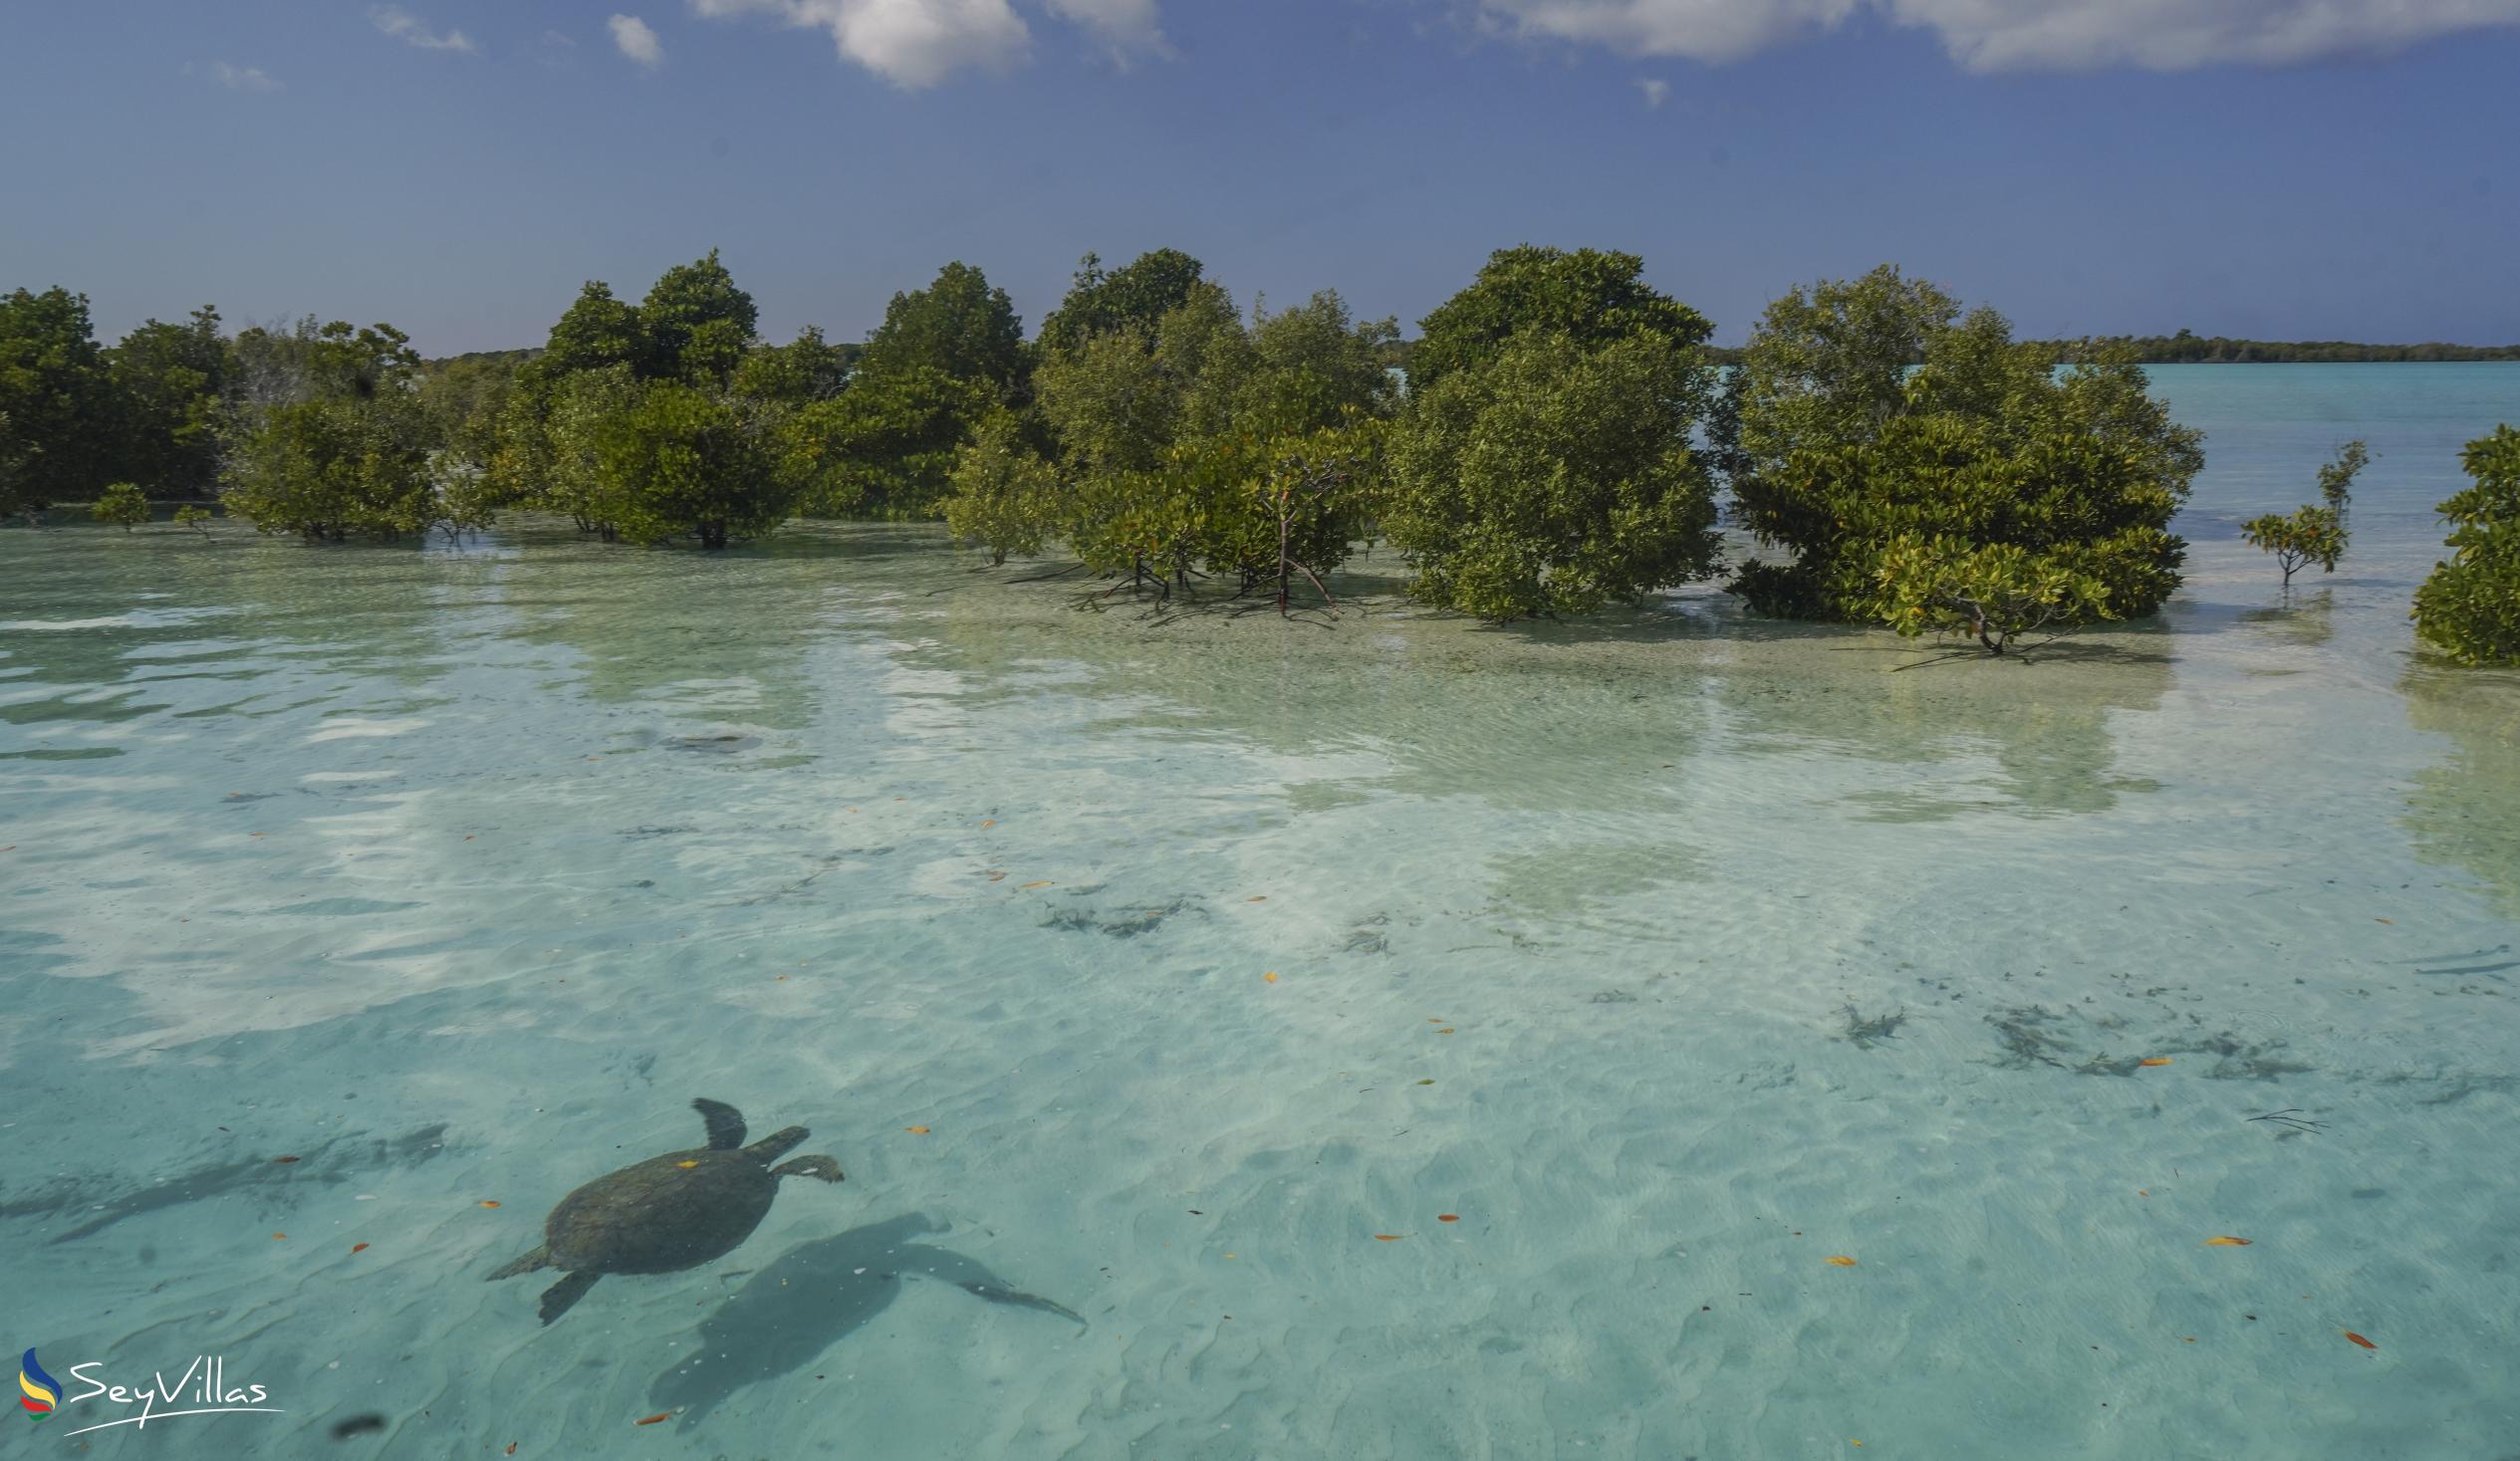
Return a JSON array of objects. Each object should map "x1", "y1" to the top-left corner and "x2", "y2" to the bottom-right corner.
[{"x1": 5, "y1": 254, "x2": 2514, "y2": 666}]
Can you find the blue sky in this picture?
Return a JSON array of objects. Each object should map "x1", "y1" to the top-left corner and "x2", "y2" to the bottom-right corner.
[{"x1": 5, "y1": 1, "x2": 2517, "y2": 355}]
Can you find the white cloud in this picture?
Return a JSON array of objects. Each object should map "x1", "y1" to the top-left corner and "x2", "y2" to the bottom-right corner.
[
  {"x1": 1636, "y1": 76, "x2": 1669, "y2": 107},
  {"x1": 1045, "y1": 0, "x2": 1171, "y2": 64},
  {"x1": 611, "y1": 13, "x2": 667, "y2": 66},
  {"x1": 1474, "y1": 0, "x2": 1857, "y2": 63},
  {"x1": 689, "y1": 0, "x2": 1173, "y2": 85},
  {"x1": 688, "y1": 0, "x2": 1030, "y2": 86},
  {"x1": 371, "y1": 6, "x2": 477, "y2": 53},
  {"x1": 1469, "y1": 0, "x2": 2520, "y2": 70},
  {"x1": 207, "y1": 60, "x2": 283, "y2": 93}
]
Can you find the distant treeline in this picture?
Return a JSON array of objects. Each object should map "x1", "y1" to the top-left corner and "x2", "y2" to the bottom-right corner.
[{"x1": 2036, "y1": 331, "x2": 2520, "y2": 365}]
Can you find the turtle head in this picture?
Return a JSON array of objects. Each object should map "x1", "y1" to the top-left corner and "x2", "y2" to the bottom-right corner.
[{"x1": 743, "y1": 1125, "x2": 811, "y2": 1165}]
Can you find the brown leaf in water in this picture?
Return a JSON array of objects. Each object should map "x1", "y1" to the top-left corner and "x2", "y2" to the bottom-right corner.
[
  {"x1": 1825, "y1": 1256, "x2": 1858, "y2": 1267},
  {"x1": 979, "y1": 820, "x2": 996, "y2": 829},
  {"x1": 1247, "y1": 896, "x2": 1266, "y2": 902},
  {"x1": 273, "y1": 1155, "x2": 301, "y2": 1163},
  {"x1": 1022, "y1": 881, "x2": 1053, "y2": 889},
  {"x1": 2204, "y1": 1236, "x2": 2252, "y2": 1247},
  {"x1": 1437, "y1": 1214, "x2": 1459, "y2": 1223},
  {"x1": 507, "y1": 1445, "x2": 518, "y2": 1456},
  {"x1": 272, "y1": 1232, "x2": 287, "y2": 1240},
  {"x1": 635, "y1": 1412, "x2": 671, "y2": 1426},
  {"x1": 351, "y1": 1242, "x2": 370, "y2": 1254},
  {"x1": 2375, "y1": 918, "x2": 2393, "y2": 924},
  {"x1": 479, "y1": 1200, "x2": 501, "y2": 1208},
  {"x1": 2140, "y1": 1058, "x2": 2173, "y2": 1067},
  {"x1": 1435, "y1": 1028, "x2": 1455, "y2": 1035},
  {"x1": 2344, "y1": 1331, "x2": 2378, "y2": 1349},
  {"x1": 1374, "y1": 1234, "x2": 1405, "y2": 1241}
]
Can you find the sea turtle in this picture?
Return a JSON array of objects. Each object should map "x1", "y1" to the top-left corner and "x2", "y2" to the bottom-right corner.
[{"x1": 487, "y1": 1098, "x2": 844, "y2": 1324}]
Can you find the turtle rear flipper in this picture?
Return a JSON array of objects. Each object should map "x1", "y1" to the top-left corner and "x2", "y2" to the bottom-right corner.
[
  {"x1": 487, "y1": 1245, "x2": 552, "y2": 1281},
  {"x1": 771, "y1": 1154, "x2": 843, "y2": 1183},
  {"x1": 693, "y1": 1098, "x2": 747, "y2": 1151},
  {"x1": 538, "y1": 1271, "x2": 603, "y2": 1325}
]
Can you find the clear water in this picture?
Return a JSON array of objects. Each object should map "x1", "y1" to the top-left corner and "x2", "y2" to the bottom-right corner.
[{"x1": 4, "y1": 364, "x2": 2518, "y2": 1458}]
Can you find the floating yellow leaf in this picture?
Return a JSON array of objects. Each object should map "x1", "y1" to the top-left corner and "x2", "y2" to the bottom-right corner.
[
  {"x1": 2204, "y1": 1235, "x2": 2252, "y2": 1247},
  {"x1": 1022, "y1": 881, "x2": 1053, "y2": 889},
  {"x1": 905, "y1": 1125, "x2": 930, "y2": 1134},
  {"x1": 676, "y1": 1160, "x2": 700, "y2": 1169},
  {"x1": 272, "y1": 1232, "x2": 287, "y2": 1240},
  {"x1": 479, "y1": 1200, "x2": 501, "y2": 1209},
  {"x1": 1264, "y1": 972, "x2": 1279, "y2": 983},
  {"x1": 979, "y1": 820, "x2": 996, "y2": 829},
  {"x1": 1825, "y1": 1255, "x2": 1858, "y2": 1267},
  {"x1": 2141, "y1": 1058, "x2": 2173, "y2": 1067}
]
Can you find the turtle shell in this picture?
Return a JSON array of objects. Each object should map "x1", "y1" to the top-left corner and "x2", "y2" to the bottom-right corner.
[{"x1": 542, "y1": 1146, "x2": 779, "y2": 1275}]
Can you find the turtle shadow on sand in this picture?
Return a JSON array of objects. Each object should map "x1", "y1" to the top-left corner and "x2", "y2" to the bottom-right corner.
[{"x1": 647, "y1": 1213, "x2": 1085, "y2": 1430}]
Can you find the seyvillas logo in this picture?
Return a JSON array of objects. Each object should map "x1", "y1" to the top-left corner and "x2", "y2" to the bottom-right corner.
[
  {"x1": 17, "y1": 1351, "x2": 59, "y2": 1423},
  {"x1": 16, "y1": 1352, "x2": 283, "y2": 1438}
]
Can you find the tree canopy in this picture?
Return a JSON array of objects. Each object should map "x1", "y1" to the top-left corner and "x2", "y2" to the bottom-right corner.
[
  {"x1": 2412, "y1": 425, "x2": 2520, "y2": 666},
  {"x1": 1728, "y1": 267, "x2": 2202, "y2": 643}
]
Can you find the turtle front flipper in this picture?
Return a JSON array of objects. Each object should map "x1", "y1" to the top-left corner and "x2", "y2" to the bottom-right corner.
[
  {"x1": 538, "y1": 1271, "x2": 604, "y2": 1325},
  {"x1": 693, "y1": 1098, "x2": 747, "y2": 1151},
  {"x1": 487, "y1": 1245, "x2": 552, "y2": 1281},
  {"x1": 771, "y1": 1154, "x2": 844, "y2": 1183}
]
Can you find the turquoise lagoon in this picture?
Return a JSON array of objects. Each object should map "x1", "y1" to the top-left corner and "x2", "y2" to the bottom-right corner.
[{"x1": 3, "y1": 365, "x2": 2518, "y2": 1458}]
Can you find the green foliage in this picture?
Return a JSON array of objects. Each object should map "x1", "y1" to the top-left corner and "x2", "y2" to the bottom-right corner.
[
  {"x1": 1203, "y1": 417, "x2": 1386, "y2": 612},
  {"x1": 2318, "y1": 439, "x2": 2369, "y2": 515},
  {"x1": 538, "y1": 282, "x2": 643, "y2": 379},
  {"x1": 2241, "y1": 507, "x2": 2346, "y2": 586},
  {"x1": 1, "y1": 286, "x2": 118, "y2": 516},
  {"x1": 220, "y1": 390, "x2": 437, "y2": 541},
  {"x1": 638, "y1": 250, "x2": 758, "y2": 386},
  {"x1": 2412, "y1": 425, "x2": 2520, "y2": 666},
  {"x1": 219, "y1": 318, "x2": 438, "y2": 541},
  {"x1": 1728, "y1": 269, "x2": 2201, "y2": 628},
  {"x1": 1036, "y1": 249, "x2": 1205, "y2": 361},
  {"x1": 1870, "y1": 536, "x2": 2116, "y2": 654},
  {"x1": 942, "y1": 409, "x2": 1062, "y2": 565},
  {"x1": 93, "y1": 481, "x2": 151, "y2": 531},
  {"x1": 171, "y1": 503, "x2": 213, "y2": 535},
  {"x1": 733, "y1": 327, "x2": 853, "y2": 404},
  {"x1": 1407, "y1": 246, "x2": 1710, "y2": 394},
  {"x1": 2240, "y1": 439, "x2": 2365, "y2": 587},
  {"x1": 858, "y1": 262, "x2": 1027, "y2": 396},
  {"x1": 796, "y1": 365, "x2": 988, "y2": 518},
  {"x1": 1386, "y1": 330, "x2": 1721, "y2": 621},
  {"x1": 109, "y1": 306, "x2": 231, "y2": 497},
  {"x1": 1015, "y1": 280, "x2": 1396, "y2": 598},
  {"x1": 596, "y1": 380, "x2": 797, "y2": 549}
]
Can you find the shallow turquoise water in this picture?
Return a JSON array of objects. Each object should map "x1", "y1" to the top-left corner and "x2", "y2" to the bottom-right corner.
[{"x1": 4, "y1": 365, "x2": 2518, "y2": 1458}]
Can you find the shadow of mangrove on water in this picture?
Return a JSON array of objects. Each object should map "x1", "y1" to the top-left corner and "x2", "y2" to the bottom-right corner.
[{"x1": 647, "y1": 1213, "x2": 1084, "y2": 1431}]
